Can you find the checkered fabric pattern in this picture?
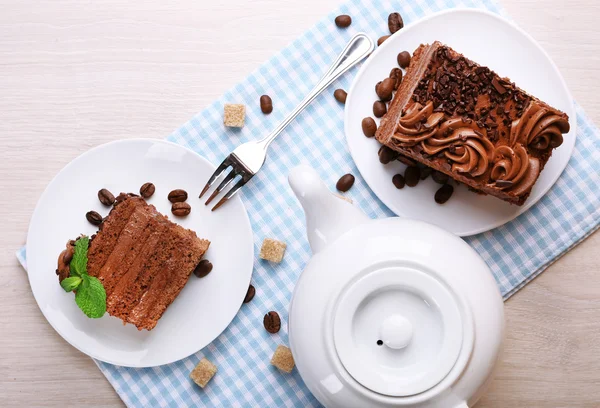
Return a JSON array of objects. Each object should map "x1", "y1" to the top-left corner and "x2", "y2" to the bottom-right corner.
[{"x1": 17, "y1": 0, "x2": 600, "y2": 406}]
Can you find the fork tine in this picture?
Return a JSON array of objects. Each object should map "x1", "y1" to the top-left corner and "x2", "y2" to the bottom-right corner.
[
  {"x1": 211, "y1": 177, "x2": 248, "y2": 211},
  {"x1": 205, "y1": 169, "x2": 237, "y2": 205},
  {"x1": 199, "y1": 159, "x2": 230, "y2": 199}
]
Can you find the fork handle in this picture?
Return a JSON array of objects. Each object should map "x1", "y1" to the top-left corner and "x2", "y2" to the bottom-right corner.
[{"x1": 258, "y1": 32, "x2": 375, "y2": 149}]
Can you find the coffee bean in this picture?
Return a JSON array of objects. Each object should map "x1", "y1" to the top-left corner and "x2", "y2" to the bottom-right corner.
[
  {"x1": 86, "y1": 210, "x2": 103, "y2": 226},
  {"x1": 378, "y1": 145, "x2": 399, "y2": 164},
  {"x1": 377, "y1": 35, "x2": 390, "y2": 46},
  {"x1": 263, "y1": 311, "x2": 281, "y2": 333},
  {"x1": 333, "y1": 89, "x2": 347, "y2": 104},
  {"x1": 168, "y1": 189, "x2": 188, "y2": 203},
  {"x1": 171, "y1": 202, "x2": 191, "y2": 216},
  {"x1": 376, "y1": 78, "x2": 394, "y2": 102},
  {"x1": 388, "y1": 12, "x2": 404, "y2": 34},
  {"x1": 397, "y1": 51, "x2": 411, "y2": 68},
  {"x1": 334, "y1": 14, "x2": 351, "y2": 28},
  {"x1": 98, "y1": 188, "x2": 115, "y2": 206},
  {"x1": 404, "y1": 166, "x2": 421, "y2": 187},
  {"x1": 244, "y1": 284, "x2": 256, "y2": 303},
  {"x1": 420, "y1": 166, "x2": 432, "y2": 180},
  {"x1": 361, "y1": 117, "x2": 377, "y2": 137},
  {"x1": 389, "y1": 67, "x2": 403, "y2": 90},
  {"x1": 260, "y1": 95, "x2": 273, "y2": 114},
  {"x1": 432, "y1": 170, "x2": 450, "y2": 185},
  {"x1": 397, "y1": 154, "x2": 416, "y2": 167},
  {"x1": 435, "y1": 184, "x2": 454, "y2": 204},
  {"x1": 375, "y1": 81, "x2": 382, "y2": 94},
  {"x1": 62, "y1": 246, "x2": 74, "y2": 265},
  {"x1": 193, "y1": 259, "x2": 213, "y2": 278},
  {"x1": 373, "y1": 101, "x2": 387, "y2": 118},
  {"x1": 336, "y1": 174, "x2": 355, "y2": 192},
  {"x1": 392, "y1": 174, "x2": 405, "y2": 189},
  {"x1": 139, "y1": 182, "x2": 155, "y2": 199}
]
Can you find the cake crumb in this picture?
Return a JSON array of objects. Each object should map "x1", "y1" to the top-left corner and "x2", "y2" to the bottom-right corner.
[
  {"x1": 259, "y1": 238, "x2": 287, "y2": 263},
  {"x1": 271, "y1": 345, "x2": 295, "y2": 373},
  {"x1": 223, "y1": 104, "x2": 246, "y2": 127},
  {"x1": 190, "y1": 358, "x2": 217, "y2": 388}
]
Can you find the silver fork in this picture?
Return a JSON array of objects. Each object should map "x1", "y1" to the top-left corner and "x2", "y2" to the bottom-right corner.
[{"x1": 200, "y1": 33, "x2": 375, "y2": 210}]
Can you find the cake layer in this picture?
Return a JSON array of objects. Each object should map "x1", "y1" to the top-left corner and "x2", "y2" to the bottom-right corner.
[{"x1": 376, "y1": 41, "x2": 570, "y2": 205}]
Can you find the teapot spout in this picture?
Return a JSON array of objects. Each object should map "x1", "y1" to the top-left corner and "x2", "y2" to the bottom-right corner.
[{"x1": 288, "y1": 165, "x2": 369, "y2": 254}]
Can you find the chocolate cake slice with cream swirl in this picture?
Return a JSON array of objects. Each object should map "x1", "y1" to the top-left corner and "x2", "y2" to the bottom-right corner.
[{"x1": 376, "y1": 41, "x2": 570, "y2": 205}]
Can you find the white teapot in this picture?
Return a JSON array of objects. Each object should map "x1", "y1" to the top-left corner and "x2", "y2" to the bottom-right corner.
[{"x1": 287, "y1": 165, "x2": 504, "y2": 408}]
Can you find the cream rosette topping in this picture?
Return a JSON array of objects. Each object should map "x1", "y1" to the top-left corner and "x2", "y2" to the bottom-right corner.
[
  {"x1": 393, "y1": 101, "x2": 494, "y2": 178},
  {"x1": 510, "y1": 101, "x2": 569, "y2": 150},
  {"x1": 488, "y1": 144, "x2": 540, "y2": 196}
]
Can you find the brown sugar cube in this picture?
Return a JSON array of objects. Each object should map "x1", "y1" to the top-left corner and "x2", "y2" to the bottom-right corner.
[
  {"x1": 190, "y1": 358, "x2": 217, "y2": 388},
  {"x1": 223, "y1": 103, "x2": 246, "y2": 128},
  {"x1": 271, "y1": 345, "x2": 295, "y2": 373},
  {"x1": 259, "y1": 238, "x2": 287, "y2": 263}
]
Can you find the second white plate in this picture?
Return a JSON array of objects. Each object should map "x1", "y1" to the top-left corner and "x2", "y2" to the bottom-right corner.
[{"x1": 345, "y1": 9, "x2": 576, "y2": 236}]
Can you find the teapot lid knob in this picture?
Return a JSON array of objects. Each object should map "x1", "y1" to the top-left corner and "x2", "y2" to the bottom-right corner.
[{"x1": 380, "y1": 315, "x2": 413, "y2": 349}]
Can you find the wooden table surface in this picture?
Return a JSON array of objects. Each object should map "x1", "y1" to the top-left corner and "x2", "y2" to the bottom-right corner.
[{"x1": 1, "y1": 0, "x2": 599, "y2": 406}]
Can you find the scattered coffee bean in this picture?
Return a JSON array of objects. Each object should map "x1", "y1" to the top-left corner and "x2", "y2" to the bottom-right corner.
[
  {"x1": 397, "y1": 51, "x2": 411, "y2": 68},
  {"x1": 389, "y1": 67, "x2": 403, "y2": 90},
  {"x1": 335, "y1": 14, "x2": 351, "y2": 28},
  {"x1": 377, "y1": 35, "x2": 390, "y2": 46},
  {"x1": 336, "y1": 174, "x2": 355, "y2": 192},
  {"x1": 168, "y1": 189, "x2": 188, "y2": 203},
  {"x1": 86, "y1": 210, "x2": 103, "y2": 226},
  {"x1": 98, "y1": 188, "x2": 115, "y2": 206},
  {"x1": 376, "y1": 78, "x2": 394, "y2": 102},
  {"x1": 392, "y1": 174, "x2": 405, "y2": 189},
  {"x1": 334, "y1": 89, "x2": 347, "y2": 104},
  {"x1": 388, "y1": 12, "x2": 404, "y2": 34},
  {"x1": 361, "y1": 117, "x2": 377, "y2": 137},
  {"x1": 139, "y1": 182, "x2": 155, "y2": 199},
  {"x1": 420, "y1": 166, "x2": 432, "y2": 180},
  {"x1": 244, "y1": 284, "x2": 256, "y2": 303},
  {"x1": 435, "y1": 184, "x2": 454, "y2": 204},
  {"x1": 263, "y1": 311, "x2": 281, "y2": 333},
  {"x1": 378, "y1": 145, "x2": 399, "y2": 164},
  {"x1": 260, "y1": 95, "x2": 273, "y2": 114},
  {"x1": 397, "y1": 154, "x2": 416, "y2": 167},
  {"x1": 404, "y1": 166, "x2": 421, "y2": 187},
  {"x1": 375, "y1": 80, "x2": 382, "y2": 94},
  {"x1": 373, "y1": 101, "x2": 387, "y2": 118},
  {"x1": 193, "y1": 259, "x2": 213, "y2": 278},
  {"x1": 171, "y1": 202, "x2": 191, "y2": 216},
  {"x1": 431, "y1": 170, "x2": 450, "y2": 185}
]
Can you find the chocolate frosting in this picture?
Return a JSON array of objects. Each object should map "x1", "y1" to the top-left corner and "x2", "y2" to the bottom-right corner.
[
  {"x1": 392, "y1": 99, "x2": 566, "y2": 195},
  {"x1": 510, "y1": 101, "x2": 569, "y2": 150}
]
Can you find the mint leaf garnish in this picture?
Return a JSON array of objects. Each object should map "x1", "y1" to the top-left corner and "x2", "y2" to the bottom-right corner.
[
  {"x1": 75, "y1": 274, "x2": 106, "y2": 319},
  {"x1": 60, "y1": 276, "x2": 82, "y2": 292},
  {"x1": 70, "y1": 236, "x2": 89, "y2": 277}
]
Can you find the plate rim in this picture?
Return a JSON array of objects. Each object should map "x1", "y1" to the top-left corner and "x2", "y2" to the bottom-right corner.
[
  {"x1": 344, "y1": 8, "x2": 577, "y2": 236},
  {"x1": 25, "y1": 137, "x2": 254, "y2": 367}
]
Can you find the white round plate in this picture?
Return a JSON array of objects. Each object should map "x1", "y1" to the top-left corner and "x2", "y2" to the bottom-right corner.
[
  {"x1": 26, "y1": 139, "x2": 254, "y2": 367},
  {"x1": 345, "y1": 9, "x2": 576, "y2": 236}
]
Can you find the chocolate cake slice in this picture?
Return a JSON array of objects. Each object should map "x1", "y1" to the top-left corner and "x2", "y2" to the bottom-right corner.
[
  {"x1": 376, "y1": 41, "x2": 570, "y2": 205},
  {"x1": 59, "y1": 194, "x2": 210, "y2": 330}
]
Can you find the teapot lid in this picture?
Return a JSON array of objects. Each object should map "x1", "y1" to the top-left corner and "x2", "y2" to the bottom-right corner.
[{"x1": 332, "y1": 263, "x2": 471, "y2": 397}]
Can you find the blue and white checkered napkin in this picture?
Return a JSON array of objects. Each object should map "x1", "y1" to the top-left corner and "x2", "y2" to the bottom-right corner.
[{"x1": 17, "y1": 0, "x2": 600, "y2": 406}]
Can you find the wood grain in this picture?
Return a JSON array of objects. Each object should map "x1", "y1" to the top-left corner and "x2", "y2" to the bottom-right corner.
[{"x1": 0, "y1": 0, "x2": 599, "y2": 406}]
